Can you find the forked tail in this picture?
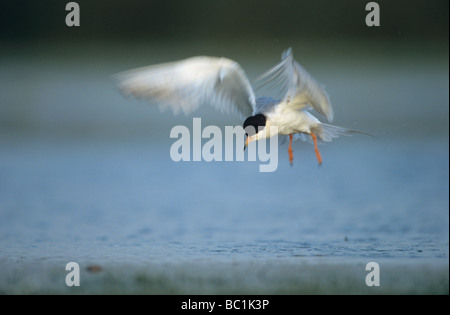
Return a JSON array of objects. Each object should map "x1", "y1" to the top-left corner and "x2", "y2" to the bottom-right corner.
[{"x1": 315, "y1": 123, "x2": 374, "y2": 142}]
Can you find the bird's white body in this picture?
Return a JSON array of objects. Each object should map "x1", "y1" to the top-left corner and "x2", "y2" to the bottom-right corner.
[{"x1": 267, "y1": 104, "x2": 321, "y2": 136}]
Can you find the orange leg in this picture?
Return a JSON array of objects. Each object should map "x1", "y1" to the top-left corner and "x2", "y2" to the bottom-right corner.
[
  {"x1": 288, "y1": 134, "x2": 294, "y2": 166},
  {"x1": 311, "y1": 133, "x2": 322, "y2": 165}
]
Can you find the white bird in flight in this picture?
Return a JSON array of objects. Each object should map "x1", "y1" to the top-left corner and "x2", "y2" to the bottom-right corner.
[{"x1": 116, "y1": 48, "x2": 368, "y2": 165}]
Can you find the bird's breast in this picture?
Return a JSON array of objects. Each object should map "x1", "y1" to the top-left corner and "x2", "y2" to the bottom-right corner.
[{"x1": 267, "y1": 109, "x2": 320, "y2": 135}]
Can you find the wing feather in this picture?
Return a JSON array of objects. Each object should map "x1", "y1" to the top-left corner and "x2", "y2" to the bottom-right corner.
[
  {"x1": 256, "y1": 48, "x2": 334, "y2": 122},
  {"x1": 115, "y1": 56, "x2": 256, "y2": 118}
]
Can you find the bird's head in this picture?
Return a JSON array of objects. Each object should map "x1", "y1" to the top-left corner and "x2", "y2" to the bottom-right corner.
[{"x1": 243, "y1": 114, "x2": 268, "y2": 150}]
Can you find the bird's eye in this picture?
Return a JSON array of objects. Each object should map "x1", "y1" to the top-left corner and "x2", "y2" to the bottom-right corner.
[{"x1": 244, "y1": 125, "x2": 257, "y2": 137}]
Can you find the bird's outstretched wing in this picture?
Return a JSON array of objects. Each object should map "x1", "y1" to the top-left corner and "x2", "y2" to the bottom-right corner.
[
  {"x1": 255, "y1": 48, "x2": 334, "y2": 122},
  {"x1": 115, "y1": 56, "x2": 256, "y2": 118}
]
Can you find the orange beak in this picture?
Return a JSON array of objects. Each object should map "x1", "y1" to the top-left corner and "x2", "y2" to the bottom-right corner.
[{"x1": 244, "y1": 136, "x2": 249, "y2": 151}]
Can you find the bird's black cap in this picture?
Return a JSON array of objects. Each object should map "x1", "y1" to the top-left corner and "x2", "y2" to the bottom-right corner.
[{"x1": 243, "y1": 114, "x2": 266, "y2": 137}]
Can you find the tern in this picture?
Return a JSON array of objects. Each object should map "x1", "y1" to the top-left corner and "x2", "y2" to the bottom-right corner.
[{"x1": 116, "y1": 48, "x2": 367, "y2": 165}]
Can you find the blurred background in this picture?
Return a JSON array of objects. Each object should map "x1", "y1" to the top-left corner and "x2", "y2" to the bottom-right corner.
[
  {"x1": 0, "y1": 0, "x2": 448, "y2": 293},
  {"x1": 0, "y1": 0, "x2": 448, "y2": 137}
]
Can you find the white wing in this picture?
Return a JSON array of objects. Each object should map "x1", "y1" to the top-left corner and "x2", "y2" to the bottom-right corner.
[
  {"x1": 256, "y1": 48, "x2": 334, "y2": 122},
  {"x1": 115, "y1": 56, "x2": 256, "y2": 118}
]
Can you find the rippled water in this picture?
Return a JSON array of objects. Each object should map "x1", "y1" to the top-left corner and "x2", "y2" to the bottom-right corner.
[{"x1": 0, "y1": 136, "x2": 447, "y2": 264}]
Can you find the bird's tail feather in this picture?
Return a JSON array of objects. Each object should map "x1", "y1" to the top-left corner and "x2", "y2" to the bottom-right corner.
[
  {"x1": 280, "y1": 124, "x2": 373, "y2": 145},
  {"x1": 317, "y1": 123, "x2": 374, "y2": 142}
]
